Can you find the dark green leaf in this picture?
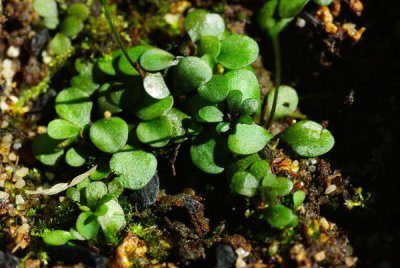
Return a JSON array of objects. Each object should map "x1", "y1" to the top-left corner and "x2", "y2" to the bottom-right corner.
[
  {"x1": 249, "y1": 160, "x2": 270, "y2": 181},
  {"x1": 215, "y1": 121, "x2": 230, "y2": 133},
  {"x1": 47, "y1": 119, "x2": 80, "y2": 140},
  {"x1": 97, "y1": 82, "x2": 125, "y2": 114},
  {"x1": 230, "y1": 171, "x2": 259, "y2": 197},
  {"x1": 279, "y1": 0, "x2": 310, "y2": 18},
  {"x1": 228, "y1": 123, "x2": 272, "y2": 155},
  {"x1": 265, "y1": 204, "x2": 298, "y2": 229},
  {"x1": 227, "y1": 90, "x2": 243, "y2": 113},
  {"x1": 279, "y1": 120, "x2": 335, "y2": 157},
  {"x1": 238, "y1": 98, "x2": 258, "y2": 115},
  {"x1": 226, "y1": 153, "x2": 261, "y2": 179},
  {"x1": 198, "y1": 75, "x2": 229, "y2": 103},
  {"x1": 97, "y1": 200, "x2": 126, "y2": 243},
  {"x1": 32, "y1": 134, "x2": 64, "y2": 166},
  {"x1": 118, "y1": 46, "x2": 149, "y2": 75},
  {"x1": 217, "y1": 35, "x2": 259, "y2": 69},
  {"x1": 97, "y1": 49, "x2": 122, "y2": 76},
  {"x1": 196, "y1": 36, "x2": 221, "y2": 58},
  {"x1": 85, "y1": 181, "x2": 108, "y2": 208},
  {"x1": 136, "y1": 116, "x2": 172, "y2": 147},
  {"x1": 89, "y1": 117, "x2": 128, "y2": 153},
  {"x1": 135, "y1": 94, "x2": 174, "y2": 121}
]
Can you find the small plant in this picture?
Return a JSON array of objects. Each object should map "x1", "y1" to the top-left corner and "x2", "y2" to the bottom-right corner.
[{"x1": 33, "y1": 0, "x2": 336, "y2": 245}]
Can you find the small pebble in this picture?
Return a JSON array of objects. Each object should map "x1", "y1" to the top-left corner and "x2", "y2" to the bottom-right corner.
[
  {"x1": 0, "y1": 180, "x2": 5, "y2": 188},
  {"x1": 309, "y1": 165, "x2": 316, "y2": 172},
  {"x1": 15, "y1": 195, "x2": 24, "y2": 205},
  {"x1": 345, "y1": 257, "x2": 358, "y2": 266},
  {"x1": 314, "y1": 251, "x2": 326, "y2": 262},
  {"x1": 8, "y1": 152, "x2": 17, "y2": 162},
  {"x1": 325, "y1": 184, "x2": 337, "y2": 195},
  {"x1": 6, "y1": 46, "x2": 20, "y2": 58},
  {"x1": 292, "y1": 160, "x2": 299, "y2": 166},
  {"x1": 15, "y1": 179, "x2": 26, "y2": 189},
  {"x1": 0, "y1": 191, "x2": 10, "y2": 200},
  {"x1": 319, "y1": 217, "x2": 330, "y2": 230},
  {"x1": 296, "y1": 18, "x2": 306, "y2": 28},
  {"x1": 1, "y1": 120, "x2": 9, "y2": 128},
  {"x1": 15, "y1": 167, "x2": 29, "y2": 179},
  {"x1": 8, "y1": 208, "x2": 18, "y2": 217},
  {"x1": 310, "y1": 158, "x2": 317, "y2": 165},
  {"x1": 13, "y1": 143, "x2": 22, "y2": 150}
]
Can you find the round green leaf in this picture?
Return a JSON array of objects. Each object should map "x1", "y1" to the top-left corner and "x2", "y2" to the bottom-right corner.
[
  {"x1": 118, "y1": 46, "x2": 149, "y2": 75},
  {"x1": 171, "y1": 56, "x2": 212, "y2": 93},
  {"x1": 43, "y1": 230, "x2": 74, "y2": 246},
  {"x1": 33, "y1": 0, "x2": 58, "y2": 18},
  {"x1": 198, "y1": 106, "x2": 224, "y2": 123},
  {"x1": 165, "y1": 108, "x2": 191, "y2": 143},
  {"x1": 196, "y1": 36, "x2": 221, "y2": 58},
  {"x1": 185, "y1": 95, "x2": 214, "y2": 121},
  {"x1": 140, "y1": 48, "x2": 175, "y2": 71},
  {"x1": 32, "y1": 134, "x2": 64, "y2": 166},
  {"x1": 227, "y1": 90, "x2": 243, "y2": 113},
  {"x1": 97, "y1": 82, "x2": 125, "y2": 114},
  {"x1": 185, "y1": 10, "x2": 225, "y2": 41},
  {"x1": 293, "y1": 190, "x2": 306, "y2": 209},
  {"x1": 136, "y1": 116, "x2": 172, "y2": 147},
  {"x1": 70, "y1": 74, "x2": 99, "y2": 96},
  {"x1": 217, "y1": 35, "x2": 259, "y2": 69},
  {"x1": 249, "y1": 160, "x2": 270, "y2": 181},
  {"x1": 215, "y1": 121, "x2": 230, "y2": 133},
  {"x1": 96, "y1": 200, "x2": 126, "y2": 242},
  {"x1": 228, "y1": 123, "x2": 273, "y2": 155},
  {"x1": 85, "y1": 181, "x2": 108, "y2": 208},
  {"x1": 135, "y1": 94, "x2": 174, "y2": 121},
  {"x1": 60, "y1": 16, "x2": 83, "y2": 39},
  {"x1": 68, "y1": 3, "x2": 90, "y2": 20},
  {"x1": 65, "y1": 147, "x2": 87, "y2": 167},
  {"x1": 226, "y1": 153, "x2": 261, "y2": 179},
  {"x1": 230, "y1": 171, "x2": 259, "y2": 197},
  {"x1": 267, "y1": 85, "x2": 298, "y2": 119},
  {"x1": 279, "y1": 0, "x2": 309, "y2": 18},
  {"x1": 90, "y1": 117, "x2": 128, "y2": 153},
  {"x1": 314, "y1": 0, "x2": 333, "y2": 5},
  {"x1": 90, "y1": 164, "x2": 110, "y2": 181},
  {"x1": 110, "y1": 150, "x2": 157, "y2": 190},
  {"x1": 198, "y1": 75, "x2": 229, "y2": 103},
  {"x1": 97, "y1": 49, "x2": 122, "y2": 76},
  {"x1": 55, "y1": 87, "x2": 92, "y2": 127},
  {"x1": 47, "y1": 119, "x2": 80, "y2": 140},
  {"x1": 143, "y1": 72, "x2": 170, "y2": 99},
  {"x1": 76, "y1": 212, "x2": 100, "y2": 240},
  {"x1": 279, "y1": 120, "x2": 335, "y2": 157},
  {"x1": 190, "y1": 131, "x2": 230, "y2": 174},
  {"x1": 66, "y1": 188, "x2": 80, "y2": 203},
  {"x1": 108, "y1": 179, "x2": 124, "y2": 198},
  {"x1": 238, "y1": 98, "x2": 259, "y2": 115},
  {"x1": 43, "y1": 15, "x2": 59, "y2": 29},
  {"x1": 237, "y1": 115, "x2": 254, "y2": 124},
  {"x1": 265, "y1": 204, "x2": 298, "y2": 229},
  {"x1": 261, "y1": 174, "x2": 293, "y2": 203},
  {"x1": 48, "y1": 33, "x2": 71, "y2": 55},
  {"x1": 225, "y1": 69, "x2": 261, "y2": 113}
]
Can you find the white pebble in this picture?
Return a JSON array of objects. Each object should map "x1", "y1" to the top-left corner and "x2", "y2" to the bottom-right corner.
[
  {"x1": 15, "y1": 167, "x2": 29, "y2": 179},
  {"x1": 325, "y1": 184, "x2": 337, "y2": 195},
  {"x1": 8, "y1": 152, "x2": 17, "y2": 162},
  {"x1": 0, "y1": 191, "x2": 10, "y2": 200},
  {"x1": 0, "y1": 101, "x2": 9, "y2": 111},
  {"x1": 310, "y1": 158, "x2": 317, "y2": 165},
  {"x1": 6, "y1": 46, "x2": 20, "y2": 58},
  {"x1": 15, "y1": 178, "x2": 26, "y2": 189},
  {"x1": 296, "y1": 18, "x2": 306, "y2": 28},
  {"x1": 309, "y1": 165, "x2": 316, "y2": 172},
  {"x1": 13, "y1": 143, "x2": 22, "y2": 150},
  {"x1": 15, "y1": 194, "x2": 24, "y2": 205}
]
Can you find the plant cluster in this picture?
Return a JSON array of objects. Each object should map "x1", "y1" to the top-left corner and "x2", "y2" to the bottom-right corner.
[
  {"x1": 34, "y1": 0, "x2": 335, "y2": 245},
  {"x1": 33, "y1": 0, "x2": 90, "y2": 55}
]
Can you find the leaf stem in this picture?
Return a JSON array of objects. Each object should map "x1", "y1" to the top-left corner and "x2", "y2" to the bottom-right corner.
[
  {"x1": 100, "y1": 0, "x2": 145, "y2": 78},
  {"x1": 264, "y1": 34, "x2": 281, "y2": 129}
]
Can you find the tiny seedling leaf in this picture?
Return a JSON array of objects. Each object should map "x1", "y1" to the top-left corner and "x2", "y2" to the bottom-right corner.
[
  {"x1": 265, "y1": 204, "x2": 299, "y2": 229},
  {"x1": 90, "y1": 117, "x2": 128, "y2": 153},
  {"x1": 140, "y1": 48, "x2": 175, "y2": 71},
  {"x1": 43, "y1": 230, "x2": 74, "y2": 246},
  {"x1": 47, "y1": 119, "x2": 80, "y2": 140},
  {"x1": 228, "y1": 123, "x2": 273, "y2": 155},
  {"x1": 217, "y1": 35, "x2": 259, "y2": 69},
  {"x1": 136, "y1": 116, "x2": 172, "y2": 147},
  {"x1": 198, "y1": 75, "x2": 229, "y2": 103},
  {"x1": 230, "y1": 171, "x2": 259, "y2": 197},
  {"x1": 76, "y1": 212, "x2": 100, "y2": 240}
]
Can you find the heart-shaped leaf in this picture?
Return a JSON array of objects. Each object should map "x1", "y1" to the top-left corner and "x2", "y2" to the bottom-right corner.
[
  {"x1": 198, "y1": 75, "x2": 229, "y2": 103},
  {"x1": 196, "y1": 36, "x2": 221, "y2": 58},
  {"x1": 185, "y1": 10, "x2": 225, "y2": 41},
  {"x1": 140, "y1": 48, "x2": 175, "y2": 71},
  {"x1": 170, "y1": 56, "x2": 212, "y2": 93},
  {"x1": 190, "y1": 131, "x2": 230, "y2": 174},
  {"x1": 249, "y1": 160, "x2": 270, "y2": 181},
  {"x1": 86, "y1": 181, "x2": 108, "y2": 208},
  {"x1": 238, "y1": 98, "x2": 259, "y2": 115},
  {"x1": 48, "y1": 33, "x2": 71, "y2": 54},
  {"x1": 97, "y1": 49, "x2": 122, "y2": 76},
  {"x1": 108, "y1": 179, "x2": 124, "y2": 198},
  {"x1": 228, "y1": 123, "x2": 273, "y2": 155},
  {"x1": 136, "y1": 116, "x2": 172, "y2": 147},
  {"x1": 97, "y1": 82, "x2": 125, "y2": 114},
  {"x1": 264, "y1": 204, "x2": 298, "y2": 229},
  {"x1": 32, "y1": 134, "x2": 64, "y2": 166},
  {"x1": 135, "y1": 94, "x2": 174, "y2": 121},
  {"x1": 76, "y1": 212, "x2": 100, "y2": 240},
  {"x1": 225, "y1": 69, "x2": 260, "y2": 113},
  {"x1": 198, "y1": 106, "x2": 224, "y2": 123},
  {"x1": 90, "y1": 117, "x2": 128, "y2": 153},
  {"x1": 230, "y1": 171, "x2": 259, "y2": 197},
  {"x1": 185, "y1": 95, "x2": 214, "y2": 121},
  {"x1": 266, "y1": 85, "x2": 298, "y2": 119},
  {"x1": 217, "y1": 35, "x2": 259, "y2": 69},
  {"x1": 293, "y1": 190, "x2": 306, "y2": 209},
  {"x1": 47, "y1": 119, "x2": 80, "y2": 140},
  {"x1": 68, "y1": 3, "x2": 89, "y2": 20},
  {"x1": 110, "y1": 150, "x2": 157, "y2": 190},
  {"x1": 226, "y1": 90, "x2": 243, "y2": 113},
  {"x1": 60, "y1": 16, "x2": 83, "y2": 39},
  {"x1": 226, "y1": 154, "x2": 261, "y2": 179},
  {"x1": 43, "y1": 230, "x2": 74, "y2": 246},
  {"x1": 96, "y1": 200, "x2": 126, "y2": 243},
  {"x1": 215, "y1": 121, "x2": 230, "y2": 133},
  {"x1": 261, "y1": 174, "x2": 293, "y2": 203},
  {"x1": 65, "y1": 147, "x2": 87, "y2": 167},
  {"x1": 90, "y1": 164, "x2": 110, "y2": 181},
  {"x1": 279, "y1": 120, "x2": 335, "y2": 157},
  {"x1": 66, "y1": 187, "x2": 80, "y2": 203},
  {"x1": 143, "y1": 72, "x2": 170, "y2": 99},
  {"x1": 55, "y1": 87, "x2": 92, "y2": 127}
]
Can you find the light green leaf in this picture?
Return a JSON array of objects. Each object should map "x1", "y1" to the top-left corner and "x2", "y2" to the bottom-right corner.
[
  {"x1": 185, "y1": 10, "x2": 225, "y2": 41},
  {"x1": 43, "y1": 16, "x2": 59, "y2": 29},
  {"x1": 226, "y1": 154, "x2": 261, "y2": 179},
  {"x1": 90, "y1": 117, "x2": 128, "y2": 153},
  {"x1": 48, "y1": 33, "x2": 71, "y2": 54},
  {"x1": 110, "y1": 150, "x2": 157, "y2": 190},
  {"x1": 293, "y1": 190, "x2": 306, "y2": 209},
  {"x1": 136, "y1": 116, "x2": 172, "y2": 147},
  {"x1": 140, "y1": 48, "x2": 175, "y2": 71},
  {"x1": 238, "y1": 98, "x2": 259, "y2": 115},
  {"x1": 190, "y1": 131, "x2": 230, "y2": 174},
  {"x1": 267, "y1": 85, "x2": 298, "y2": 119},
  {"x1": 228, "y1": 123, "x2": 272, "y2": 155},
  {"x1": 230, "y1": 171, "x2": 259, "y2": 197},
  {"x1": 249, "y1": 160, "x2": 270, "y2": 181},
  {"x1": 135, "y1": 94, "x2": 174, "y2": 121},
  {"x1": 198, "y1": 106, "x2": 224, "y2": 123},
  {"x1": 85, "y1": 181, "x2": 108, "y2": 208},
  {"x1": 33, "y1": 0, "x2": 58, "y2": 18},
  {"x1": 43, "y1": 230, "x2": 74, "y2": 246},
  {"x1": 165, "y1": 108, "x2": 191, "y2": 143},
  {"x1": 265, "y1": 204, "x2": 298, "y2": 229},
  {"x1": 143, "y1": 72, "x2": 170, "y2": 99},
  {"x1": 279, "y1": 120, "x2": 335, "y2": 157},
  {"x1": 55, "y1": 87, "x2": 92, "y2": 127},
  {"x1": 97, "y1": 82, "x2": 125, "y2": 114},
  {"x1": 108, "y1": 179, "x2": 124, "y2": 198},
  {"x1": 97, "y1": 49, "x2": 122, "y2": 76},
  {"x1": 118, "y1": 46, "x2": 149, "y2": 75},
  {"x1": 60, "y1": 16, "x2": 83, "y2": 39},
  {"x1": 196, "y1": 36, "x2": 221, "y2": 58},
  {"x1": 32, "y1": 134, "x2": 64, "y2": 166},
  {"x1": 279, "y1": 0, "x2": 310, "y2": 18},
  {"x1": 217, "y1": 35, "x2": 259, "y2": 69},
  {"x1": 76, "y1": 212, "x2": 100, "y2": 240},
  {"x1": 65, "y1": 147, "x2": 87, "y2": 167},
  {"x1": 68, "y1": 3, "x2": 90, "y2": 20},
  {"x1": 47, "y1": 119, "x2": 80, "y2": 140},
  {"x1": 314, "y1": 0, "x2": 333, "y2": 5},
  {"x1": 261, "y1": 174, "x2": 293, "y2": 203},
  {"x1": 97, "y1": 200, "x2": 126, "y2": 243},
  {"x1": 198, "y1": 75, "x2": 229, "y2": 103},
  {"x1": 66, "y1": 187, "x2": 80, "y2": 203}
]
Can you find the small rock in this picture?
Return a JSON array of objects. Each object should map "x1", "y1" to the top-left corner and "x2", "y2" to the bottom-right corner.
[
  {"x1": 128, "y1": 173, "x2": 159, "y2": 210},
  {"x1": 296, "y1": 18, "x2": 306, "y2": 28},
  {"x1": 6, "y1": 46, "x2": 20, "y2": 58},
  {"x1": 309, "y1": 165, "x2": 316, "y2": 172},
  {"x1": 15, "y1": 178, "x2": 26, "y2": 189},
  {"x1": 15, "y1": 194, "x2": 24, "y2": 205},
  {"x1": 314, "y1": 251, "x2": 326, "y2": 262},
  {"x1": 0, "y1": 191, "x2": 10, "y2": 200},
  {"x1": 15, "y1": 167, "x2": 29, "y2": 179},
  {"x1": 325, "y1": 184, "x2": 337, "y2": 195},
  {"x1": 208, "y1": 244, "x2": 237, "y2": 268},
  {"x1": 8, "y1": 152, "x2": 17, "y2": 162}
]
